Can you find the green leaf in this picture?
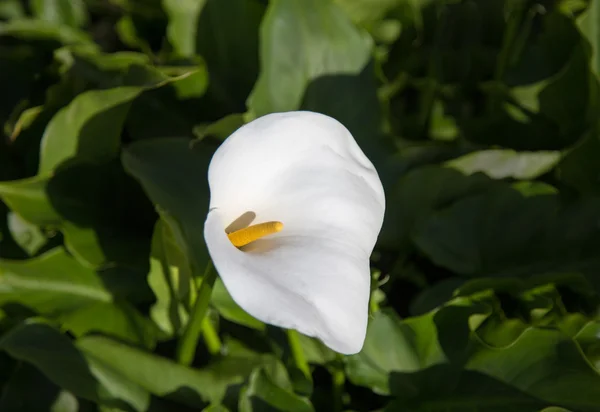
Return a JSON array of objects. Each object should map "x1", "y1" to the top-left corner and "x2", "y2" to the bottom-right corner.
[
  {"x1": 248, "y1": 0, "x2": 372, "y2": 116},
  {"x1": 380, "y1": 166, "x2": 497, "y2": 250},
  {"x1": 77, "y1": 335, "x2": 269, "y2": 405},
  {"x1": 557, "y1": 131, "x2": 600, "y2": 194},
  {"x1": 148, "y1": 218, "x2": 193, "y2": 336},
  {"x1": 239, "y1": 368, "x2": 314, "y2": 412},
  {"x1": 386, "y1": 366, "x2": 547, "y2": 412},
  {"x1": 578, "y1": 0, "x2": 600, "y2": 76},
  {"x1": 445, "y1": 150, "x2": 561, "y2": 180},
  {"x1": 0, "y1": 248, "x2": 111, "y2": 314},
  {"x1": 466, "y1": 327, "x2": 600, "y2": 411},
  {"x1": 38, "y1": 87, "x2": 143, "y2": 174},
  {"x1": 0, "y1": 176, "x2": 61, "y2": 226},
  {"x1": 346, "y1": 309, "x2": 446, "y2": 395},
  {"x1": 0, "y1": 321, "x2": 150, "y2": 411},
  {"x1": 196, "y1": 0, "x2": 265, "y2": 112},
  {"x1": 60, "y1": 302, "x2": 161, "y2": 349},
  {"x1": 413, "y1": 185, "x2": 600, "y2": 289},
  {"x1": 0, "y1": 19, "x2": 93, "y2": 46},
  {"x1": 46, "y1": 159, "x2": 157, "y2": 268},
  {"x1": 122, "y1": 138, "x2": 216, "y2": 272},
  {"x1": 0, "y1": 363, "x2": 79, "y2": 412},
  {"x1": 0, "y1": 248, "x2": 156, "y2": 346},
  {"x1": 0, "y1": 322, "x2": 102, "y2": 403},
  {"x1": 30, "y1": 0, "x2": 88, "y2": 28},
  {"x1": 163, "y1": 0, "x2": 207, "y2": 57},
  {"x1": 6, "y1": 211, "x2": 47, "y2": 256}
]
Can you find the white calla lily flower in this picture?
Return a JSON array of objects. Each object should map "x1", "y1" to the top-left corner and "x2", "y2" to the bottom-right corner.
[{"x1": 204, "y1": 111, "x2": 385, "y2": 354}]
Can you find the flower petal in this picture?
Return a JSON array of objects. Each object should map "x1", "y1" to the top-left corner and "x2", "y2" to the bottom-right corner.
[
  {"x1": 205, "y1": 111, "x2": 385, "y2": 354},
  {"x1": 205, "y1": 209, "x2": 370, "y2": 354}
]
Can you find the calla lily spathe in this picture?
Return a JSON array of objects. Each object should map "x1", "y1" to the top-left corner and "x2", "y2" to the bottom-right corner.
[{"x1": 204, "y1": 111, "x2": 385, "y2": 354}]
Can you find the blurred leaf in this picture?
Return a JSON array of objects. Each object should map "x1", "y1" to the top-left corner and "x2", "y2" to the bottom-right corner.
[
  {"x1": 0, "y1": 176, "x2": 60, "y2": 225},
  {"x1": 6, "y1": 211, "x2": 47, "y2": 255},
  {"x1": 577, "y1": 0, "x2": 600, "y2": 76},
  {"x1": 239, "y1": 368, "x2": 314, "y2": 412},
  {"x1": 30, "y1": 0, "x2": 88, "y2": 28},
  {"x1": 0, "y1": 1, "x2": 25, "y2": 19},
  {"x1": 60, "y1": 302, "x2": 161, "y2": 349},
  {"x1": 446, "y1": 150, "x2": 561, "y2": 180},
  {"x1": 0, "y1": 19, "x2": 93, "y2": 45},
  {"x1": 0, "y1": 248, "x2": 111, "y2": 314},
  {"x1": 557, "y1": 131, "x2": 600, "y2": 194},
  {"x1": 122, "y1": 138, "x2": 216, "y2": 272},
  {"x1": 298, "y1": 334, "x2": 336, "y2": 365},
  {"x1": 0, "y1": 362, "x2": 79, "y2": 412},
  {"x1": 248, "y1": 0, "x2": 372, "y2": 116},
  {"x1": 77, "y1": 335, "x2": 270, "y2": 405},
  {"x1": 163, "y1": 0, "x2": 206, "y2": 57}
]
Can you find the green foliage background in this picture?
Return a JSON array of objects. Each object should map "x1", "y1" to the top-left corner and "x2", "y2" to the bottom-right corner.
[{"x1": 0, "y1": 0, "x2": 600, "y2": 411}]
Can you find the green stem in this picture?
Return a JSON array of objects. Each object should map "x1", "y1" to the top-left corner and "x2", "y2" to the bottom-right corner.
[
  {"x1": 287, "y1": 329, "x2": 310, "y2": 378},
  {"x1": 332, "y1": 363, "x2": 346, "y2": 412},
  {"x1": 176, "y1": 261, "x2": 218, "y2": 365},
  {"x1": 201, "y1": 316, "x2": 222, "y2": 356}
]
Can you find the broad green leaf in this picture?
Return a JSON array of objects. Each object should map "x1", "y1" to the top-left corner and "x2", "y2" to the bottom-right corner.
[
  {"x1": 380, "y1": 166, "x2": 497, "y2": 249},
  {"x1": 30, "y1": 0, "x2": 88, "y2": 28},
  {"x1": 239, "y1": 368, "x2": 314, "y2": 412},
  {"x1": 0, "y1": 322, "x2": 102, "y2": 403},
  {"x1": 346, "y1": 309, "x2": 446, "y2": 395},
  {"x1": 60, "y1": 302, "x2": 161, "y2": 349},
  {"x1": 122, "y1": 138, "x2": 216, "y2": 272},
  {"x1": 413, "y1": 185, "x2": 600, "y2": 290},
  {"x1": 0, "y1": 176, "x2": 60, "y2": 225},
  {"x1": 0, "y1": 363, "x2": 79, "y2": 412},
  {"x1": 0, "y1": 248, "x2": 156, "y2": 346},
  {"x1": 445, "y1": 150, "x2": 561, "y2": 180},
  {"x1": 196, "y1": 0, "x2": 265, "y2": 112},
  {"x1": 46, "y1": 159, "x2": 156, "y2": 268},
  {"x1": 0, "y1": 321, "x2": 150, "y2": 411},
  {"x1": 38, "y1": 87, "x2": 143, "y2": 174},
  {"x1": 385, "y1": 366, "x2": 547, "y2": 412},
  {"x1": 248, "y1": 0, "x2": 372, "y2": 116},
  {"x1": 77, "y1": 335, "x2": 270, "y2": 405},
  {"x1": 467, "y1": 328, "x2": 600, "y2": 411},
  {"x1": 0, "y1": 248, "x2": 111, "y2": 314}
]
